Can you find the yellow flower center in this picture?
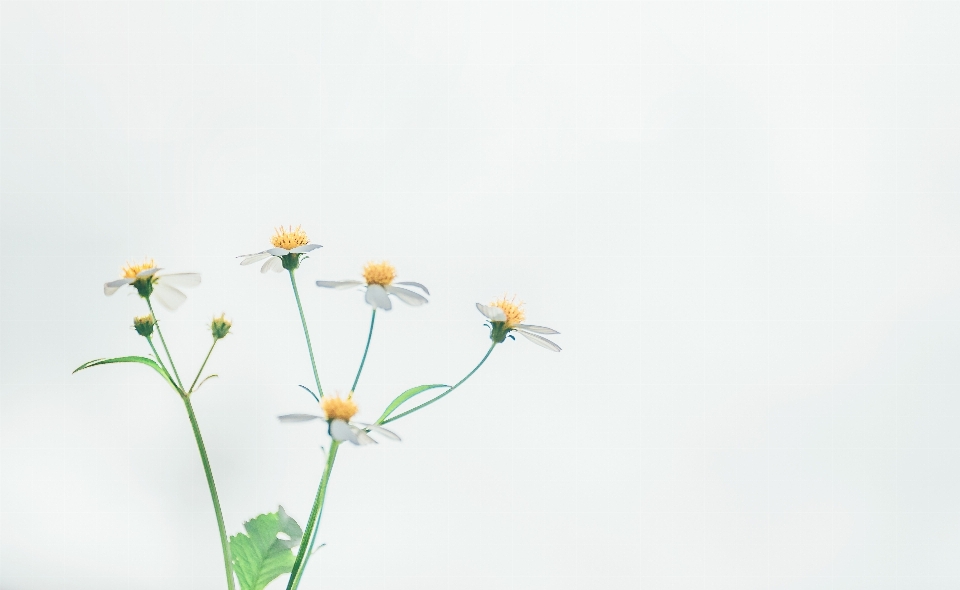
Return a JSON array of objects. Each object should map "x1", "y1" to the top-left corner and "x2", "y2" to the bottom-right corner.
[
  {"x1": 122, "y1": 258, "x2": 157, "y2": 279},
  {"x1": 362, "y1": 261, "x2": 396, "y2": 286},
  {"x1": 133, "y1": 314, "x2": 155, "y2": 326},
  {"x1": 271, "y1": 225, "x2": 310, "y2": 250},
  {"x1": 322, "y1": 395, "x2": 359, "y2": 422},
  {"x1": 491, "y1": 295, "x2": 525, "y2": 326}
]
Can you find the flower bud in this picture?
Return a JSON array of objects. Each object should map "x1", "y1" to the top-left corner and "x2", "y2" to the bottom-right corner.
[
  {"x1": 210, "y1": 313, "x2": 232, "y2": 340},
  {"x1": 133, "y1": 314, "x2": 156, "y2": 337}
]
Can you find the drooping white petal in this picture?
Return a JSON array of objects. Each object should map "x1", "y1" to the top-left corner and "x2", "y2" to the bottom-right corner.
[
  {"x1": 395, "y1": 281, "x2": 430, "y2": 296},
  {"x1": 316, "y1": 280, "x2": 364, "y2": 290},
  {"x1": 103, "y1": 278, "x2": 134, "y2": 296},
  {"x1": 358, "y1": 422, "x2": 401, "y2": 441},
  {"x1": 290, "y1": 244, "x2": 322, "y2": 254},
  {"x1": 365, "y1": 284, "x2": 392, "y2": 310},
  {"x1": 239, "y1": 252, "x2": 272, "y2": 266},
  {"x1": 517, "y1": 329, "x2": 561, "y2": 352},
  {"x1": 330, "y1": 419, "x2": 359, "y2": 444},
  {"x1": 386, "y1": 285, "x2": 428, "y2": 306},
  {"x1": 158, "y1": 273, "x2": 201, "y2": 289},
  {"x1": 153, "y1": 282, "x2": 188, "y2": 310},
  {"x1": 266, "y1": 247, "x2": 289, "y2": 256},
  {"x1": 350, "y1": 425, "x2": 377, "y2": 445},
  {"x1": 278, "y1": 414, "x2": 322, "y2": 422},
  {"x1": 476, "y1": 303, "x2": 507, "y2": 322},
  {"x1": 261, "y1": 257, "x2": 283, "y2": 273},
  {"x1": 515, "y1": 324, "x2": 559, "y2": 335},
  {"x1": 136, "y1": 267, "x2": 162, "y2": 278}
]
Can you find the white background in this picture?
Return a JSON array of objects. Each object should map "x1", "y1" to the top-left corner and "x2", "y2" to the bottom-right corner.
[{"x1": 2, "y1": 1, "x2": 960, "y2": 589}]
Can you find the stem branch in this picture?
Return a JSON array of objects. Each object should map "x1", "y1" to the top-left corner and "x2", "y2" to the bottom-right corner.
[
  {"x1": 288, "y1": 270, "x2": 323, "y2": 398},
  {"x1": 147, "y1": 297, "x2": 184, "y2": 390},
  {"x1": 287, "y1": 441, "x2": 340, "y2": 590},
  {"x1": 350, "y1": 310, "x2": 376, "y2": 393},
  {"x1": 189, "y1": 340, "x2": 217, "y2": 394}
]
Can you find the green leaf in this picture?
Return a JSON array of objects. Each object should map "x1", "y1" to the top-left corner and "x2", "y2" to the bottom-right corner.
[
  {"x1": 73, "y1": 356, "x2": 177, "y2": 390},
  {"x1": 230, "y1": 506, "x2": 304, "y2": 590},
  {"x1": 376, "y1": 384, "x2": 449, "y2": 424}
]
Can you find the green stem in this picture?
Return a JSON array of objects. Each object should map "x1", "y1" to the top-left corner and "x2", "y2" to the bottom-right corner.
[
  {"x1": 288, "y1": 269, "x2": 324, "y2": 398},
  {"x1": 382, "y1": 342, "x2": 497, "y2": 425},
  {"x1": 189, "y1": 340, "x2": 217, "y2": 394},
  {"x1": 183, "y1": 396, "x2": 235, "y2": 590},
  {"x1": 145, "y1": 337, "x2": 173, "y2": 386},
  {"x1": 287, "y1": 441, "x2": 340, "y2": 590},
  {"x1": 350, "y1": 310, "x2": 377, "y2": 393},
  {"x1": 146, "y1": 297, "x2": 184, "y2": 390}
]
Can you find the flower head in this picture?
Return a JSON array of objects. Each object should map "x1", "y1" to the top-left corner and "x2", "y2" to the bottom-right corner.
[
  {"x1": 210, "y1": 314, "x2": 232, "y2": 340},
  {"x1": 103, "y1": 258, "x2": 201, "y2": 311},
  {"x1": 239, "y1": 225, "x2": 322, "y2": 273},
  {"x1": 321, "y1": 394, "x2": 358, "y2": 422},
  {"x1": 476, "y1": 295, "x2": 561, "y2": 351},
  {"x1": 133, "y1": 314, "x2": 156, "y2": 337},
  {"x1": 279, "y1": 392, "x2": 400, "y2": 446},
  {"x1": 316, "y1": 260, "x2": 429, "y2": 311}
]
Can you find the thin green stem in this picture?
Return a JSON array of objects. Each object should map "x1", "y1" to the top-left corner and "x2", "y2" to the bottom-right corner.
[
  {"x1": 382, "y1": 342, "x2": 497, "y2": 425},
  {"x1": 288, "y1": 269, "x2": 323, "y2": 398},
  {"x1": 146, "y1": 297, "x2": 184, "y2": 390},
  {"x1": 287, "y1": 440, "x2": 340, "y2": 590},
  {"x1": 350, "y1": 309, "x2": 377, "y2": 393},
  {"x1": 189, "y1": 340, "x2": 217, "y2": 394},
  {"x1": 183, "y1": 396, "x2": 235, "y2": 590},
  {"x1": 145, "y1": 337, "x2": 172, "y2": 385}
]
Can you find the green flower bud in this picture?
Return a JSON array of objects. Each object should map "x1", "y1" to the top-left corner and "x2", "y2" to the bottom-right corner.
[
  {"x1": 210, "y1": 313, "x2": 232, "y2": 340},
  {"x1": 133, "y1": 314, "x2": 156, "y2": 338}
]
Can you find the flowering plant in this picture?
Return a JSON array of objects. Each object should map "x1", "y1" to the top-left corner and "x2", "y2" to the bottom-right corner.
[{"x1": 74, "y1": 225, "x2": 560, "y2": 590}]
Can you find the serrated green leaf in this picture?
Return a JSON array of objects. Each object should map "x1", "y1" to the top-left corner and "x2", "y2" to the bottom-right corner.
[
  {"x1": 230, "y1": 507, "x2": 304, "y2": 590},
  {"x1": 73, "y1": 356, "x2": 177, "y2": 390},
  {"x1": 375, "y1": 384, "x2": 449, "y2": 424}
]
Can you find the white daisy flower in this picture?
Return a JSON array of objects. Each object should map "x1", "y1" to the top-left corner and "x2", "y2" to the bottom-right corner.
[
  {"x1": 477, "y1": 295, "x2": 561, "y2": 352},
  {"x1": 315, "y1": 260, "x2": 429, "y2": 311},
  {"x1": 103, "y1": 258, "x2": 201, "y2": 311},
  {"x1": 278, "y1": 394, "x2": 400, "y2": 445},
  {"x1": 238, "y1": 225, "x2": 322, "y2": 273}
]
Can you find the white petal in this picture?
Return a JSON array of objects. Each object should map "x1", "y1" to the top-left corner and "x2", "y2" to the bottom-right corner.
[
  {"x1": 330, "y1": 419, "x2": 359, "y2": 444},
  {"x1": 351, "y1": 425, "x2": 377, "y2": 445},
  {"x1": 239, "y1": 252, "x2": 271, "y2": 266},
  {"x1": 278, "y1": 414, "x2": 322, "y2": 422},
  {"x1": 316, "y1": 280, "x2": 364, "y2": 290},
  {"x1": 137, "y1": 267, "x2": 161, "y2": 278},
  {"x1": 516, "y1": 324, "x2": 559, "y2": 335},
  {"x1": 266, "y1": 247, "x2": 289, "y2": 256},
  {"x1": 261, "y1": 257, "x2": 283, "y2": 273},
  {"x1": 517, "y1": 329, "x2": 561, "y2": 352},
  {"x1": 365, "y1": 284, "x2": 392, "y2": 310},
  {"x1": 386, "y1": 285, "x2": 428, "y2": 306},
  {"x1": 358, "y1": 422, "x2": 401, "y2": 441},
  {"x1": 290, "y1": 243, "x2": 322, "y2": 254},
  {"x1": 153, "y1": 282, "x2": 188, "y2": 310},
  {"x1": 395, "y1": 281, "x2": 430, "y2": 296},
  {"x1": 476, "y1": 303, "x2": 506, "y2": 322},
  {"x1": 158, "y1": 273, "x2": 201, "y2": 289},
  {"x1": 104, "y1": 278, "x2": 133, "y2": 296}
]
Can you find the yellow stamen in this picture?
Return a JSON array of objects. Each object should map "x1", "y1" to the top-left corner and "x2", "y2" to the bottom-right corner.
[
  {"x1": 490, "y1": 295, "x2": 526, "y2": 327},
  {"x1": 322, "y1": 395, "x2": 359, "y2": 422},
  {"x1": 122, "y1": 258, "x2": 157, "y2": 279},
  {"x1": 362, "y1": 261, "x2": 396, "y2": 286},
  {"x1": 271, "y1": 225, "x2": 310, "y2": 250}
]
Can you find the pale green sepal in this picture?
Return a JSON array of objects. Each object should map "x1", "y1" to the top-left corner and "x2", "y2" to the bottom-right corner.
[
  {"x1": 375, "y1": 384, "x2": 449, "y2": 424},
  {"x1": 230, "y1": 507, "x2": 304, "y2": 590},
  {"x1": 73, "y1": 356, "x2": 177, "y2": 390}
]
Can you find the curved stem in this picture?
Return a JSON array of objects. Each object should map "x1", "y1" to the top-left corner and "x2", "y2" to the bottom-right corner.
[
  {"x1": 287, "y1": 441, "x2": 340, "y2": 590},
  {"x1": 145, "y1": 337, "x2": 173, "y2": 385},
  {"x1": 189, "y1": 339, "x2": 217, "y2": 394},
  {"x1": 382, "y1": 342, "x2": 497, "y2": 425},
  {"x1": 288, "y1": 269, "x2": 324, "y2": 398},
  {"x1": 146, "y1": 297, "x2": 184, "y2": 390},
  {"x1": 350, "y1": 310, "x2": 377, "y2": 393},
  {"x1": 183, "y1": 396, "x2": 235, "y2": 590}
]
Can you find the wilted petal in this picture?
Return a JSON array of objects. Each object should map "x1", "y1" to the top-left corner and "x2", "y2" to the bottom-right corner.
[
  {"x1": 104, "y1": 278, "x2": 133, "y2": 296},
  {"x1": 360, "y1": 422, "x2": 401, "y2": 441},
  {"x1": 261, "y1": 257, "x2": 283, "y2": 273},
  {"x1": 316, "y1": 280, "x2": 364, "y2": 290},
  {"x1": 239, "y1": 252, "x2": 272, "y2": 266},
  {"x1": 515, "y1": 324, "x2": 559, "y2": 335},
  {"x1": 351, "y1": 425, "x2": 377, "y2": 445},
  {"x1": 158, "y1": 273, "x2": 201, "y2": 289},
  {"x1": 365, "y1": 284, "x2": 392, "y2": 310},
  {"x1": 330, "y1": 419, "x2": 359, "y2": 444},
  {"x1": 517, "y1": 329, "x2": 561, "y2": 352},
  {"x1": 290, "y1": 244, "x2": 322, "y2": 254},
  {"x1": 476, "y1": 303, "x2": 506, "y2": 322},
  {"x1": 266, "y1": 247, "x2": 289, "y2": 256},
  {"x1": 395, "y1": 281, "x2": 430, "y2": 296},
  {"x1": 153, "y1": 282, "x2": 188, "y2": 310},
  {"x1": 136, "y1": 267, "x2": 161, "y2": 278},
  {"x1": 278, "y1": 414, "x2": 322, "y2": 422},
  {"x1": 386, "y1": 285, "x2": 428, "y2": 306}
]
